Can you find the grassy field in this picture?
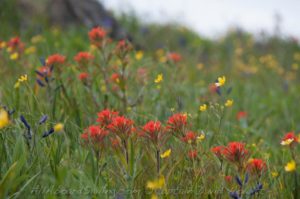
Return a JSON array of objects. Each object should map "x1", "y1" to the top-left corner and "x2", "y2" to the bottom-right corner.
[{"x1": 0, "y1": 17, "x2": 300, "y2": 198}]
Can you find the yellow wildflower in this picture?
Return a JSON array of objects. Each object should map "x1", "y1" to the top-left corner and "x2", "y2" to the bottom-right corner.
[
  {"x1": 25, "y1": 46, "x2": 36, "y2": 55},
  {"x1": 271, "y1": 171, "x2": 278, "y2": 177},
  {"x1": 280, "y1": 138, "x2": 294, "y2": 146},
  {"x1": 160, "y1": 149, "x2": 171, "y2": 158},
  {"x1": 225, "y1": 99, "x2": 233, "y2": 107},
  {"x1": 14, "y1": 74, "x2": 28, "y2": 89},
  {"x1": 146, "y1": 175, "x2": 165, "y2": 190},
  {"x1": 199, "y1": 104, "x2": 207, "y2": 112},
  {"x1": 0, "y1": 109, "x2": 10, "y2": 129},
  {"x1": 10, "y1": 52, "x2": 19, "y2": 60},
  {"x1": 285, "y1": 160, "x2": 296, "y2": 172},
  {"x1": 197, "y1": 134, "x2": 205, "y2": 143},
  {"x1": 31, "y1": 35, "x2": 44, "y2": 44},
  {"x1": 215, "y1": 76, "x2": 226, "y2": 87},
  {"x1": 151, "y1": 194, "x2": 158, "y2": 199},
  {"x1": 154, "y1": 74, "x2": 163, "y2": 83},
  {"x1": 6, "y1": 47, "x2": 12, "y2": 53},
  {"x1": 135, "y1": 51, "x2": 143, "y2": 60},
  {"x1": 54, "y1": 123, "x2": 64, "y2": 132},
  {"x1": 0, "y1": 41, "x2": 6, "y2": 48}
]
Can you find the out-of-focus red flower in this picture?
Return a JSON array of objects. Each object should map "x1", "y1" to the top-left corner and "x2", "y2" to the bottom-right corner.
[
  {"x1": 74, "y1": 52, "x2": 94, "y2": 64},
  {"x1": 141, "y1": 121, "x2": 164, "y2": 142},
  {"x1": 107, "y1": 116, "x2": 134, "y2": 138},
  {"x1": 137, "y1": 67, "x2": 148, "y2": 83},
  {"x1": 167, "y1": 52, "x2": 182, "y2": 62},
  {"x1": 46, "y1": 54, "x2": 66, "y2": 66},
  {"x1": 211, "y1": 146, "x2": 224, "y2": 159},
  {"x1": 188, "y1": 150, "x2": 198, "y2": 159},
  {"x1": 246, "y1": 158, "x2": 267, "y2": 175},
  {"x1": 209, "y1": 83, "x2": 219, "y2": 94},
  {"x1": 281, "y1": 132, "x2": 298, "y2": 145},
  {"x1": 110, "y1": 137, "x2": 121, "y2": 148},
  {"x1": 78, "y1": 72, "x2": 89, "y2": 81},
  {"x1": 181, "y1": 131, "x2": 197, "y2": 143},
  {"x1": 7, "y1": 37, "x2": 25, "y2": 52},
  {"x1": 237, "y1": 111, "x2": 247, "y2": 121},
  {"x1": 96, "y1": 109, "x2": 119, "y2": 128},
  {"x1": 167, "y1": 113, "x2": 188, "y2": 136},
  {"x1": 225, "y1": 175, "x2": 233, "y2": 183},
  {"x1": 36, "y1": 66, "x2": 52, "y2": 80},
  {"x1": 222, "y1": 142, "x2": 249, "y2": 164},
  {"x1": 81, "y1": 125, "x2": 108, "y2": 144},
  {"x1": 111, "y1": 73, "x2": 120, "y2": 83},
  {"x1": 89, "y1": 27, "x2": 107, "y2": 46},
  {"x1": 115, "y1": 40, "x2": 132, "y2": 56}
]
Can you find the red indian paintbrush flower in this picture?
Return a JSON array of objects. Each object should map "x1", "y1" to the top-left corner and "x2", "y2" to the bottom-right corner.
[
  {"x1": 78, "y1": 72, "x2": 89, "y2": 81},
  {"x1": 246, "y1": 158, "x2": 267, "y2": 176},
  {"x1": 111, "y1": 73, "x2": 120, "y2": 83},
  {"x1": 46, "y1": 54, "x2": 66, "y2": 66},
  {"x1": 222, "y1": 142, "x2": 249, "y2": 164},
  {"x1": 211, "y1": 146, "x2": 224, "y2": 159},
  {"x1": 188, "y1": 150, "x2": 198, "y2": 159},
  {"x1": 167, "y1": 52, "x2": 182, "y2": 62},
  {"x1": 225, "y1": 175, "x2": 233, "y2": 183},
  {"x1": 181, "y1": 131, "x2": 197, "y2": 143},
  {"x1": 74, "y1": 51, "x2": 94, "y2": 64},
  {"x1": 81, "y1": 125, "x2": 109, "y2": 144},
  {"x1": 36, "y1": 66, "x2": 52, "y2": 80},
  {"x1": 89, "y1": 27, "x2": 107, "y2": 46},
  {"x1": 281, "y1": 132, "x2": 298, "y2": 146},
  {"x1": 141, "y1": 121, "x2": 165, "y2": 143},
  {"x1": 167, "y1": 113, "x2": 188, "y2": 136},
  {"x1": 236, "y1": 111, "x2": 247, "y2": 121},
  {"x1": 7, "y1": 36, "x2": 25, "y2": 52},
  {"x1": 96, "y1": 109, "x2": 119, "y2": 128},
  {"x1": 107, "y1": 116, "x2": 134, "y2": 138}
]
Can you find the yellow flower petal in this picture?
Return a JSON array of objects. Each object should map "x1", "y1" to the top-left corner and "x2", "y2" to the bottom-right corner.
[
  {"x1": 146, "y1": 175, "x2": 165, "y2": 190},
  {"x1": 225, "y1": 99, "x2": 233, "y2": 107},
  {"x1": 215, "y1": 76, "x2": 226, "y2": 87},
  {"x1": 199, "y1": 104, "x2": 207, "y2": 112},
  {"x1": 0, "y1": 109, "x2": 10, "y2": 129},
  {"x1": 285, "y1": 160, "x2": 296, "y2": 172},
  {"x1": 160, "y1": 149, "x2": 171, "y2": 158},
  {"x1": 280, "y1": 138, "x2": 294, "y2": 146},
  {"x1": 54, "y1": 123, "x2": 64, "y2": 132},
  {"x1": 154, "y1": 74, "x2": 163, "y2": 83}
]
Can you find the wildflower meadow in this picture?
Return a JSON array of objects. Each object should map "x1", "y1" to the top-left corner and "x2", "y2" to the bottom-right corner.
[{"x1": 1, "y1": 8, "x2": 300, "y2": 199}]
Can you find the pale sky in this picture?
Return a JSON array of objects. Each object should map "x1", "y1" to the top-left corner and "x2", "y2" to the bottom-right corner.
[{"x1": 102, "y1": 0, "x2": 300, "y2": 38}]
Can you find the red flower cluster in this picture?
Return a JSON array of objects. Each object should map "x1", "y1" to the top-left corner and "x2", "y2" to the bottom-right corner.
[
  {"x1": 46, "y1": 54, "x2": 66, "y2": 66},
  {"x1": 36, "y1": 66, "x2": 52, "y2": 80},
  {"x1": 236, "y1": 111, "x2": 247, "y2": 121},
  {"x1": 111, "y1": 73, "x2": 120, "y2": 83},
  {"x1": 81, "y1": 125, "x2": 108, "y2": 144},
  {"x1": 78, "y1": 72, "x2": 89, "y2": 81},
  {"x1": 281, "y1": 132, "x2": 298, "y2": 145},
  {"x1": 141, "y1": 121, "x2": 164, "y2": 143},
  {"x1": 188, "y1": 150, "x2": 198, "y2": 159},
  {"x1": 181, "y1": 131, "x2": 197, "y2": 143},
  {"x1": 96, "y1": 109, "x2": 119, "y2": 128},
  {"x1": 7, "y1": 36, "x2": 25, "y2": 52},
  {"x1": 246, "y1": 158, "x2": 267, "y2": 175},
  {"x1": 167, "y1": 113, "x2": 188, "y2": 136},
  {"x1": 222, "y1": 142, "x2": 249, "y2": 163},
  {"x1": 167, "y1": 52, "x2": 182, "y2": 62},
  {"x1": 211, "y1": 146, "x2": 224, "y2": 159},
  {"x1": 74, "y1": 52, "x2": 94, "y2": 64},
  {"x1": 89, "y1": 27, "x2": 107, "y2": 46},
  {"x1": 107, "y1": 116, "x2": 134, "y2": 138}
]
